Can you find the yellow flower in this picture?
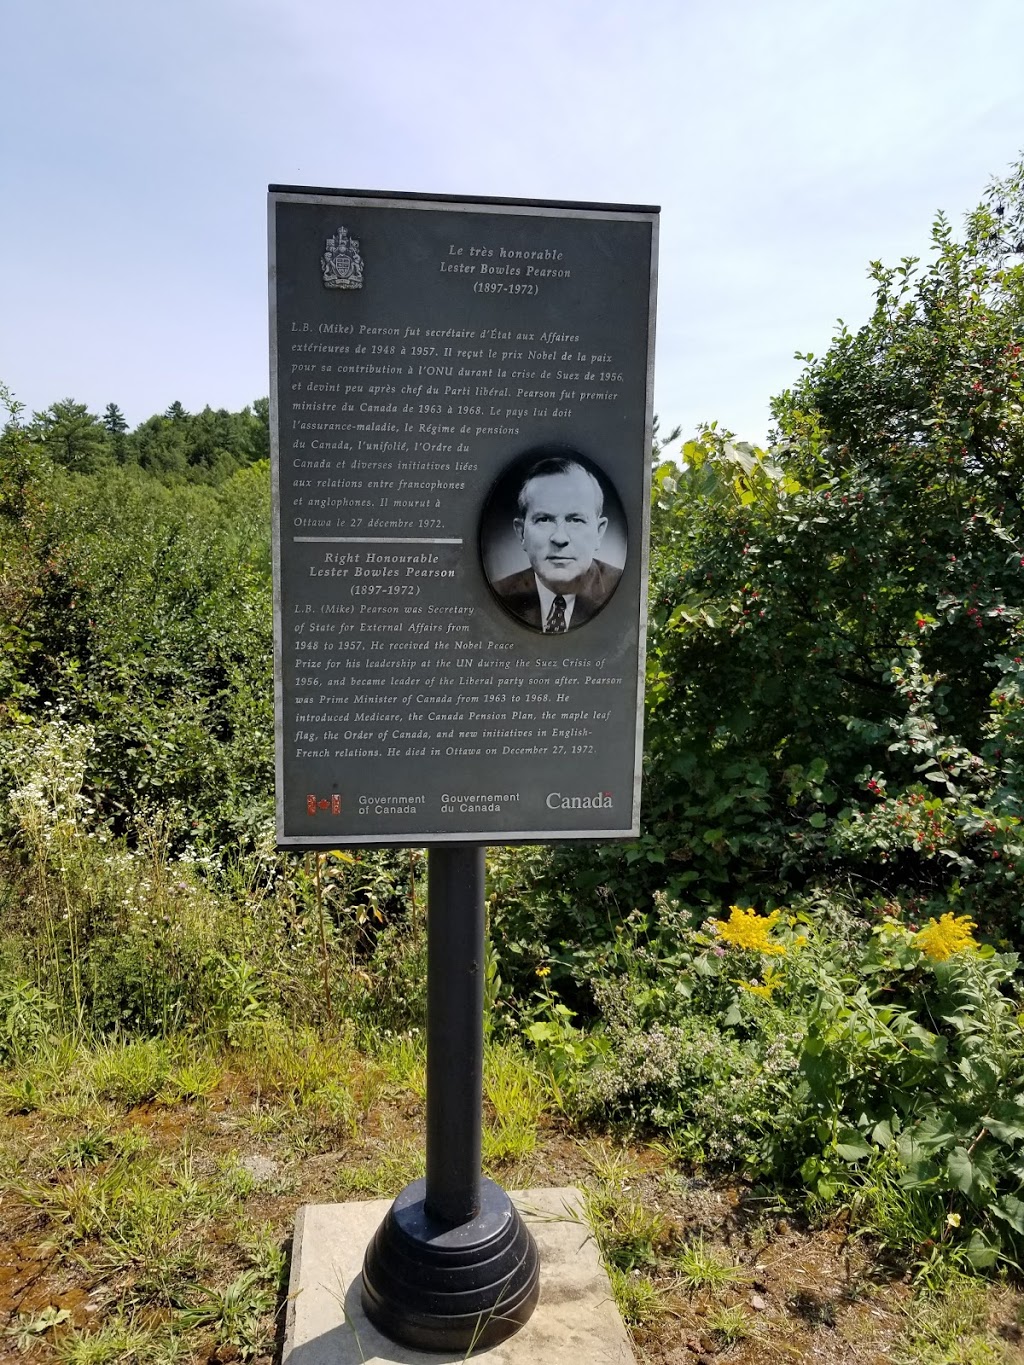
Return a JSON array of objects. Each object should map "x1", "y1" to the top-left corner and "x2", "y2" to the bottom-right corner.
[
  {"x1": 794, "y1": 935, "x2": 808, "y2": 949},
  {"x1": 716, "y1": 905, "x2": 787, "y2": 955},
  {"x1": 737, "y1": 981, "x2": 774, "y2": 999},
  {"x1": 535, "y1": 965, "x2": 551, "y2": 978},
  {"x1": 737, "y1": 963, "x2": 784, "y2": 999},
  {"x1": 913, "y1": 913, "x2": 979, "y2": 962},
  {"x1": 946, "y1": 1212, "x2": 961, "y2": 1228}
]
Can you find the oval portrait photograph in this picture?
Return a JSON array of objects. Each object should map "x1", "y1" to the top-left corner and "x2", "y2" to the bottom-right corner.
[{"x1": 480, "y1": 448, "x2": 627, "y2": 634}]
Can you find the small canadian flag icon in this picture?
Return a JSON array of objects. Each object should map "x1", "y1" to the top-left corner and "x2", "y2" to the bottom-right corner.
[{"x1": 306, "y1": 794, "x2": 341, "y2": 816}]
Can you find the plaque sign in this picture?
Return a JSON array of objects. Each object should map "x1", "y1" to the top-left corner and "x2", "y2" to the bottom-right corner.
[{"x1": 269, "y1": 186, "x2": 659, "y2": 845}]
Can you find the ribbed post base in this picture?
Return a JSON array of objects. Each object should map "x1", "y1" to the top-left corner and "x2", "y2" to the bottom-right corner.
[{"x1": 361, "y1": 1177, "x2": 541, "y2": 1352}]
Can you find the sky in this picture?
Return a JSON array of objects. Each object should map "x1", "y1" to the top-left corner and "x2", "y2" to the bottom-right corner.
[{"x1": 2, "y1": 0, "x2": 1024, "y2": 448}]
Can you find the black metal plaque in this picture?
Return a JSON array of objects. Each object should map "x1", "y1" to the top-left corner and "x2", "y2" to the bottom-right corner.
[{"x1": 269, "y1": 187, "x2": 658, "y2": 845}]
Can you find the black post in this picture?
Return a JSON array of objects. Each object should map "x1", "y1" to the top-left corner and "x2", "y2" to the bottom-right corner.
[
  {"x1": 425, "y1": 844, "x2": 484, "y2": 1224},
  {"x1": 361, "y1": 844, "x2": 540, "y2": 1352}
]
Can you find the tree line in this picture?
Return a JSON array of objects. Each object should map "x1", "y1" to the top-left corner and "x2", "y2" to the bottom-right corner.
[{"x1": 25, "y1": 395, "x2": 270, "y2": 482}]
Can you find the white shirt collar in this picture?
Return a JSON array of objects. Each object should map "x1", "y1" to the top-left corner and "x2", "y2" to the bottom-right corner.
[{"x1": 534, "y1": 575, "x2": 575, "y2": 629}]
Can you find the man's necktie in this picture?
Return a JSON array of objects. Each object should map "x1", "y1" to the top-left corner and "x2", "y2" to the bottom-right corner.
[{"x1": 546, "y1": 595, "x2": 567, "y2": 633}]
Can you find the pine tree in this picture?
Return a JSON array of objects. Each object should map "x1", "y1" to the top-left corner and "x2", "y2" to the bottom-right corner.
[
  {"x1": 31, "y1": 399, "x2": 110, "y2": 472},
  {"x1": 103, "y1": 402, "x2": 129, "y2": 462},
  {"x1": 103, "y1": 403, "x2": 127, "y2": 436}
]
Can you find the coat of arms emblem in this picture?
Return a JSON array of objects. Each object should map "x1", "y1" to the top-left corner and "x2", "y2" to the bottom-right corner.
[{"x1": 321, "y1": 227, "x2": 364, "y2": 289}]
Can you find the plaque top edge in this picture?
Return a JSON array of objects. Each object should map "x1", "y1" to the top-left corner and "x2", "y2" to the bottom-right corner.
[{"x1": 267, "y1": 184, "x2": 661, "y2": 215}]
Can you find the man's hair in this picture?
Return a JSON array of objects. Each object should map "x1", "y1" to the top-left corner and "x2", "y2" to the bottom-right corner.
[{"x1": 515, "y1": 456, "x2": 604, "y2": 520}]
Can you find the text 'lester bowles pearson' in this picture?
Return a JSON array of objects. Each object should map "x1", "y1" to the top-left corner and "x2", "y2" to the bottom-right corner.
[
  {"x1": 308, "y1": 551, "x2": 454, "y2": 580},
  {"x1": 438, "y1": 244, "x2": 571, "y2": 278}
]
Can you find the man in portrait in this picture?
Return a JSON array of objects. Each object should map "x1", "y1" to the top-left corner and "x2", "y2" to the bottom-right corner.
[{"x1": 491, "y1": 456, "x2": 622, "y2": 632}]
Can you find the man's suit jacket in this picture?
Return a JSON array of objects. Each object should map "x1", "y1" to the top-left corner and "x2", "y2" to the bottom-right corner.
[{"x1": 491, "y1": 560, "x2": 622, "y2": 631}]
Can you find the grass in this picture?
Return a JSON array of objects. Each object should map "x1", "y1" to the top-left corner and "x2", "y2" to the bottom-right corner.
[
  {"x1": 482, "y1": 1041, "x2": 547, "y2": 1167},
  {"x1": 127, "y1": 1246, "x2": 214, "y2": 1312},
  {"x1": 894, "y1": 1276, "x2": 1013, "y2": 1364},
  {"x1": 159, "y1": 1052, "x2": 223, "y2": 1103},
  {"x1": 333, "y1": 1139, "x2": 426, "y2": 1197},
  {"x1": 239, "y1": 1021, "x2": 359, "y2": 1104},
  {"x1": 236, "y1": 1216, "x2": 288, "y2": 1286},
  {"x1": 5, "y1": 1022, "x2": 1024, "y2": 1365},
  {"x1": 17, "y1": 1146, "x2": 245, "y2": 1269},
  {"x1": 231, "y1": 1021, "x2": 382, "y2": 1153},
  {"x1": 608, "y1": 1266, "x2": 665, "y2": 1326},
  {"x1": 366, "y1": 1027, "x2": 426, "y2": 1096},
  {"x1": 673, "y1": 1234, "x2": 745, "y2": 1291},
  {"x1": 175, "y1": 1268, "x2": 276, "y2": 1359},
  {"x1": 586, "y1": 1189, "x2": 669, "y2": 1270},
  {"x1": 53, "y1": 1315, "x2": 182, "y2": 1365},
  {"x1": 708, "y1": 1302, "x2": 757, "y2": 1345},
  {"x1": 0, "y1": 1034, "x2": 221, "y2": 1118},
  {"x1": 581, "y1": 1139, "x2": 648, "y2": 1188},
  {"x1": 88, "y1": 1037, "x2": 173, "y2": 1106},
  {"x1": 577, "y1": 1139, "x2": 676, "y2": 1291},
  {"x1": 0, "y1": 1034, "x2": 82, "y2": 1114},
  {"x1": 51, "y1": 1126, "x2": 117, "y2": 1168}
]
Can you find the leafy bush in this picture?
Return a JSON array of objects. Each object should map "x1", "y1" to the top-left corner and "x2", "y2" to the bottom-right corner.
[
  {"x1": 0, "y1": 979, "x2": 56, "y2": 1066},
  {"x1": 1, "y1": 390, "x2": 275, "y2": 851},
  {"x1": 491, "y1": 161, "x2": 1024, "y2": 974},
  {"x1": 0, "y1": 704, "x2": 430, "y2": 1045},
  {"x1": 523, "y1": 893, "x2": 1024, "y2": 1272}
]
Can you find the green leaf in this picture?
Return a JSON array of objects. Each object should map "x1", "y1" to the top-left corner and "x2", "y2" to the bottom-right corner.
[
  {"x1": 965, "y1": 1229, "x2": 1000, "y2": 1269},
  {"x1": 800, "y1": 1050, "x2": 838, "y2": 1101},
  {"x1": 800, "y1": 1155, "x2": 821, "y2": 1185},
  {"x1": 871, "y1": 1119, "x2": 894, "y2": 1149},
  {"x1": 946, "y1": 1146, "x2": 976, "y2": 1196},
  {"x1": 835, "y1": 1128, "x2": 872, "y2": 1162},
  {"x1": 899, "y1": 1158, "x2": 939, "y2": 1189},
  {"x1": 992, "y1": 1195, "x2": 1024, "y2": 1236},
  {"x1": 907, "y1": 1112, "x2": 958, "y2": 1156},
  {"x1": 984, "y1": 1103, "x2": 1024, "y2": 1146}
]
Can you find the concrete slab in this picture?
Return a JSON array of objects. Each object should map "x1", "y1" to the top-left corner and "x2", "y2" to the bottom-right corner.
[{"x1": 283, "y1": 1186, "x2": 634, "y2": 1364}]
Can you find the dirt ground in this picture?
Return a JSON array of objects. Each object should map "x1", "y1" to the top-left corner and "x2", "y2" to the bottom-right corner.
[{"x1": 2, "y1": 1070, "x2": 1023, "y2": 1364}]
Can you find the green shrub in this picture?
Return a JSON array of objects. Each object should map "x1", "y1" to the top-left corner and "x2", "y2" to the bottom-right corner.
[
  {"x1": 0, "y1": 450, "x2": 274, "y2": 852},
  {"x1": 492, "y1": 164, "x2": 1024, "y2": 962},
  {"x1": 524, "y1": 894, "x2": 1024, "y2": 1271}
]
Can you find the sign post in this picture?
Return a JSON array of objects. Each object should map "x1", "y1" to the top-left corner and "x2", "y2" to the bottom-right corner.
[
  {"x1": 269, "y1": 186, "x2": 658, "y2": 1349},
  {"x1": 361, "y1": 844, "x2": 542, "y2": 1351}
]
